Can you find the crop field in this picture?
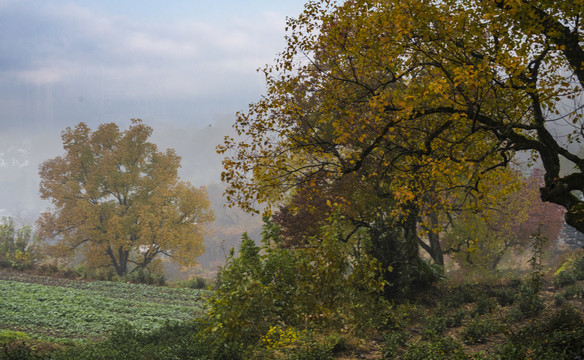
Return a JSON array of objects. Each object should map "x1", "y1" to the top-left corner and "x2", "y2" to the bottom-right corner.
[{"x1": 0, "y1": 271, "x2": 205, "y2": 342}]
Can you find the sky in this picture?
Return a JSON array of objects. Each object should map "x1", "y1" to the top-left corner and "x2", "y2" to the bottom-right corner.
[{"x1": 0, "y1": 0, "x2": 309, "y2": 219}]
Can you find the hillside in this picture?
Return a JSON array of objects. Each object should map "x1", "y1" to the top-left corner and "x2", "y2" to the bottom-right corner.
[{"x1": 2, "y1": 263, "x2": 584, "y2": 359}]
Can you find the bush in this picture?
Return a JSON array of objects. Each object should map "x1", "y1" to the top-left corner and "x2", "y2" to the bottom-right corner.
[
  {"x1": 402, "y1": 337, "x2": 470, "y2": 360},
  {"x1": 0, "y1": 218, "x2": 42, "y2": 270},
  {"x1": 121, "y1": 268, "x2": 166, "y2": 285},
  {"x1": 382, "y1": 329, "x2": 410, "y2": 359},
  {"x1": 421, "y1": 316, "x2": 448, "y2": 340},
  {"x1": 199, "y1": 218, "x2": 388, "y2": 358},
  {"x1": 286, "y1": 335, "x2": 346, "y2": 360},
  {"x1": 177, "y1": 277, "x2": 208, "y2": 289},
  {"x1": 553, "y1": 270, "x2": 577, "y2": 288},
  {"x1": 1, "y1": 342, "x2": 42, "y2": 360},
  {"x1": 553, "y1": 255, "x2": 584, "y2": 289},
  {"x1": 562, "y1": 284, "x2": 584, "y2": 299},
  {"x1": 461, "y1": 319, "x2": 502, "y2": 345},
  {"x1": 508, "y1": 280, "x2": 544, "y2": 322},
  {"x1": 493, "y1": 287, "x2": 516, "y2": 307},
  {"x1": 471, "y1": 294, "x2": 497, "y2": 318},
  {"x1": 445, "y1": 283, "x2": 478, "y2": 308},
  {"x1": 445, "y1": 309, "x2": 466, "y2": 328}
]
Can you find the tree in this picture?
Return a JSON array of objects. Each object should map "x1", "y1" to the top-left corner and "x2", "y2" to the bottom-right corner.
[
  {"x1": 218, "y1": 0, "x2": 584, "y2": 237},
  {"x1": 38, "y1": 120, "x2": 214, "y2": 276}
]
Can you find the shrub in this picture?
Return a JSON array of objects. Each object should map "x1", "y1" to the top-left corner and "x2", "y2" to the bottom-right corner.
[
  {"x1": 1, "y1": 342, "x2": 42, "y2": 360},
  {"x1": 561, "y1": 284, "x2": 584, "y2": 299},
  {"x1": 445, "y1": 309, "x2": 466, "y2": 328},
  {"x1": 553, "y1": 255, "x2": 584, "y2": 289},
  {"x1": 178, "y1": 277, "x2": 208, "y2": 289},
  {"x1": 382, "y1": 329, "x2": 410, "y2": 359},
  {"x1": 421, "y1": 316, "x2": 447, "y2": 340},
  {"x1": 461, "y1": 319, "x2": 502, "y2": 345},
  {"x1": 508, "y1": 280, "x2": 544, "y2": 322},
  {"x1": 493, "y1": 287, "x2": 516, "y2": 307},
  {"x1": 0, "y1": 218, "x2": 42, "y2": 270},
  {"x1": 553, "y1": 270, "x2": 577, "y2": 288},
  {"x1": 445, "y1": 283, "x2": 478, "y2": 308},
  {"x1": 553, "y1": 292, "x2": 565, "y2": 307},
  {"x1": 121, "y1": 268, "x2": 166, "y2": 285},
  {"x1": 0, "y1": 330, "x2": 31, "y2": 344},
  {"x1": 199, "y1": 218, "x2": 387, "y2": 358},
  {"x1": 471, "y1": 294, "x2": 497, "y2": 318},
  {"x1": 572, "y1": 256, "x2": 584, "y2": 280},
  {"x1": 402, "y1": 337, "x2": 470, "y2": 360}
]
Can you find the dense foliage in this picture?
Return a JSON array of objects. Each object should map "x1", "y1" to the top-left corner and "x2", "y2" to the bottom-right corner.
[
  {"x1": 219, "y1": 0, "x2": 584, "y2": 232},
  {"x1": 199, "y1": 218, "x2": 390, "y2": 359}
]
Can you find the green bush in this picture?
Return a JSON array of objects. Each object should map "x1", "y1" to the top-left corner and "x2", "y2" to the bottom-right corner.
[
  {"x1": 507, "y1": 280, "x2": 544, "y2": 322},
  {"x1": 553, "y1": 270, "x2": 577, "y2": 288},
  {"x1": 572, "y1": 256, "x2": 584, "y2": 280},
  {"x1": 471, "y1": 294, "x2": 497, "y2": 318},
  {"x1": 0, "y1": 330, "x2": 31, "y2": 344},
  {"x1": 445, "y1": 283, "x2": 478, "y2": 308},
  {"x1": 561, "y1": 284, "x2": 584, "y2": 299},
  {"x1": 121, "y1": 268, "x2": 166, "y2": 285},
  {"x1": 178, "y1": 277, "x2": 208, "y2": 289},
  {"x1": 461, "y1": 319, "x2": 502, "y2": 345},
  {"x1": 1, "y1": 342, "x2": 42, "y2": 360},
  {"x1": 402, "y1": 337, "x2": 470, "y2": 360},
  {"x1": 445, "y1": 309, "x2": 466, "y2": 328},
  {"x1": 421, "y1": 316, "x2": 447, "y2": 340},
  {"x1": 492, "y1": 287, "x2": 516, "y2": 307},
  {"x1": 0, "y1": 218, "x2": 42, "y2": 270},
  {"x1": 199, "y1": 218, "x2": 388, "y2": 358},
  {"x1": 553, "y1": 292, "x2": 565, "y2": 307},
  {"x1": 285, "y1": 335, "x2": 346, "y2": 360},
  {"x1": 553, "y1": 255, "x2": 584, "y2": 290},
  {"x1": 382, "y1": 329, "x2": 410, "y2": 359}
]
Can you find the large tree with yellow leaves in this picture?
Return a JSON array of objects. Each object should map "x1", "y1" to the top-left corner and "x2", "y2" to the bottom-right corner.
[
  {"x1": 38, "y1": 120, "x2": 214, "y2": 276},
  {"x1": 219, "y1": 0, "x2": 584, "y2": 236}
]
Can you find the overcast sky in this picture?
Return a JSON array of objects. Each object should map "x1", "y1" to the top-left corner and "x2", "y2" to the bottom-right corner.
[{"x1": 0, "y1": 0, "x2": 308, "y2": 219}]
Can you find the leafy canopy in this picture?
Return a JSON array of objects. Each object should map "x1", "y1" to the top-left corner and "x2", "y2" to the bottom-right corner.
[
  {"x1": 218, "y1": 0, "x2": 584, "y2": 234},
  {"x1": 38, "y1": 119, "x2": 214, "y2": 276}
]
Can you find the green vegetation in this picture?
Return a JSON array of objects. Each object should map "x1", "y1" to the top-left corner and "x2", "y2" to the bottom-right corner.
[
  {"x1": 0, "y1": 218, "x2": 42, "y2": 271},
  {"x1": 3, "y1": 251, "x2": 584, "y2": 359},
  {"x1": 0, "y1": 276, "x2": 203, "y2": 342},
  {"x1": 4, "y1": 0, "x2": 584, "y2": 359}
]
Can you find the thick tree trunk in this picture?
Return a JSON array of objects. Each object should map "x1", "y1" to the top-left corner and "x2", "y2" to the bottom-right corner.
[
  {"x1": 106, "y1": 246, "x2": 130, "y2": 276},
  {"x1": 427, "y1": 230, "x2": 444, "y2": 266},
  {"x1": 367, "y1": 204, "x2": 429, "y2": 298}
]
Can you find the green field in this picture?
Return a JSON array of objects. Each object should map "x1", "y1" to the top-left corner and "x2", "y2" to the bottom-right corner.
[{"x1": 0, "y1": 272, "x2": 205, "y2": 342}]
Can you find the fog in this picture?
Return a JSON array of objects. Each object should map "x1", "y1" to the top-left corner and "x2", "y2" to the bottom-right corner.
[{"x1": 0, "y1": 0, "x2": 307, "y2": 222}]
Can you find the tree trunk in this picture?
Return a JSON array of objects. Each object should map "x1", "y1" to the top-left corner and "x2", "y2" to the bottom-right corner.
[{"x1": 106, "y1": 246, "x2": 130, "y2": 276}]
